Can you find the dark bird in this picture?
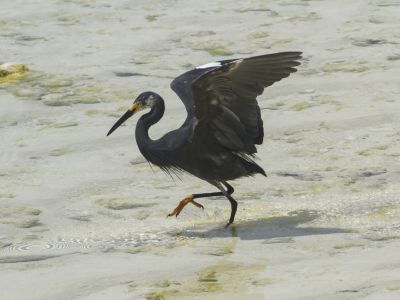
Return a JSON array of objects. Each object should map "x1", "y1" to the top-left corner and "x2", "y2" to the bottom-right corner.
[{"x1": 107, "y1": 51, "x2": 302, "y2": 227}]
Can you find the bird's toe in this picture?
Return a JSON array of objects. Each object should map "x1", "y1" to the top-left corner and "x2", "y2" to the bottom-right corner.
[{"x1": 224, "y1": 221, "x2": 233, "y2": 228}]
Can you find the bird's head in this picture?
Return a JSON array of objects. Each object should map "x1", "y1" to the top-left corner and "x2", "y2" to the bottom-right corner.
[{"x1": 107, "y1": 91, "x2": 157, "y2": 136}]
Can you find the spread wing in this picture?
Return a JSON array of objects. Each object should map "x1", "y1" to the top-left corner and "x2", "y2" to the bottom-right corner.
[
  {"x1": 170, "y1": 51, "x2": 302, "y2": 154},
  {"x1": 170, "y1": 58, "x2": 237, "y2": 116}
]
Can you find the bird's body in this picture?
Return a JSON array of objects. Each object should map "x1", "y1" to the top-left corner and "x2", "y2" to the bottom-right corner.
[
  {"x1": 135, "y1": 94, "x2": 265, "y2": 182},
  {"x1": 108, "y1": 51, "x2": 302, "y2": 226}
]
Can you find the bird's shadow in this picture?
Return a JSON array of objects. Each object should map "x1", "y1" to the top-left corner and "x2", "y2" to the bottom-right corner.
[{"x1": 179, "y1": 209, "x2": 351, "y2": 241}]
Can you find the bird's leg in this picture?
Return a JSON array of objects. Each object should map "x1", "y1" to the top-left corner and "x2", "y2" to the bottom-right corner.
[
  {"x1": 167, "y1": 194, "x2": 204, "y2": 218},
  {"x1": 225, "y1": 195, "x2": 238, "y2": 228},
  {"x1": 223, "y1": 182, "x2": 237, "y2": 226},
  {"x1": 167, "y1": 183, "x2": 234, "y2": 218},
  {"x1": 214, "y1": 182, "x2": 238, "y2": 227},
  {"x1": 222, "y1": 182, "x2": 234, "y2": 195},
  {"x1": 192, "y1": 182, "x2": 234, "y2": 198}
]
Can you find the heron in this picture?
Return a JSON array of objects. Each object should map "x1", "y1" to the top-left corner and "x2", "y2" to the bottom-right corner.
[{"x1": 107, "y1": 51, "x2": 302, "y2": 227}]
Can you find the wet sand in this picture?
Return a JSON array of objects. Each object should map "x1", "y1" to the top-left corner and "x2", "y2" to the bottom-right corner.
[{"x1": 1, "y1": 0, "x2": 400, "y2": 299}]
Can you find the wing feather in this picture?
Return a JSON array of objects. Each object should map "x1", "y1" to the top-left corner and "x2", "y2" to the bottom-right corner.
[{"x1": 170, "y1": 51, "x2": 302, "y2": 155}]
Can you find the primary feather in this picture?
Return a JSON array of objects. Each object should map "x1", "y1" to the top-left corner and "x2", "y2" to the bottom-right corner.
[{"x1": 171, "y1": 51, "x2": 302, "y2": 156}]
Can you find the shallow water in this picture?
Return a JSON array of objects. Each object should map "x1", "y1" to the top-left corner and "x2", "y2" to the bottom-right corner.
[{"x1": 1, "y1": 0, "x2": 400, "y2": 299}]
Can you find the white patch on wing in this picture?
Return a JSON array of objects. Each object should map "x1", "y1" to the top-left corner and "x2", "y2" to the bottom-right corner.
[
  {"x1": 230, "y1": 59, "x2": 243, "y2": 71},
  {"x1": 196, "y1": 62, "x2": 221, "y2": 69}
]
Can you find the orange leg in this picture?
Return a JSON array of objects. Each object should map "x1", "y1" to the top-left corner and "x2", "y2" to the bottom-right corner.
[{"x1": 167, "y1": 194, "x2": 204, "y2": 217}]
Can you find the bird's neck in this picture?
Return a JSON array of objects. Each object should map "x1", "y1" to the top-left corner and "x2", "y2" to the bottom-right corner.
[{"x1": 135, "y1": 95, "x2": 165, "y2": 147}]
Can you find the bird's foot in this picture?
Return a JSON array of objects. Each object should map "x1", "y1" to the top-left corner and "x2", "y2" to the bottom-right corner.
[
  {"x1": 167, "y1": 194, "x2": 204, "y2": 218},
  {"x1": 224, "y1": 222, "x2": 232, "y2": 228}
]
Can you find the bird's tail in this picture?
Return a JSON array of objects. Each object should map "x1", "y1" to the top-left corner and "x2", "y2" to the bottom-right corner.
[
  {"x1": 238, "y1": 154, "x2": 267, "y2": 177},
  {"x1": 251, "y1": 162, "x2": 267, "y2": 177}
]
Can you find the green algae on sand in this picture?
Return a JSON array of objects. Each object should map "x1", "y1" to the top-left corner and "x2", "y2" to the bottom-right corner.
[
  {"x1": 0, "y1": 205, "x2": 42, "y2": 228},
  {"x1": 0, "y1": 206, "x2": 41, "y2": 218},
  {"x1": 49, "y1": 147, "x2": 72, "y2": 156},
  {"x1": 246, "y1": 31, "x2": 269, "y2": 40},
  {"x1": 0, "y1": 193, "x2": 15, "y2": 199},
  {"x1": 290, "y1": 101, "x2": 312, "y2": 111},
  {"x1": 333, "y1": 242, "x2": 365, "y2": 250},
  {"x1": 386, "y1": 284, "x2": 400, "y2": 292},
  {"x1": 208, "y1": 48, "x2": 234, "y2": 56},
  {"x1": 95, "y1": 197, "x2": 157, "y2": 210},
  {"x1": 16, "y1": 218, "x2": 42, "y2": 228},
  {"x1": 321, "y1": 62, "x2": 369, "y2": 73},
  {"x1": 145, "y1": 289, "x2": 179, "y2": 300},
  {"x1": 146, "y1": 15, "x2": 161, "y2": 22},
  {"x1": 190, "y1": 40, "x2": 234, "y2": 56},
  {"x1": 367, "y1": 204, "x2": 400, "y2": 221},
  {"x1": 142, "y1": 260, "x2": 264, "y2": 299},
  {"x1": 0, "y1": 62, "x2": 29, "y2": 84}
]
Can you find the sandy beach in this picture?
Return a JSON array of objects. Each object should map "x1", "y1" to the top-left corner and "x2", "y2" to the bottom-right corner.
[{"x1": 1, "y1": 0, "x2": 400, "y2": 299}]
